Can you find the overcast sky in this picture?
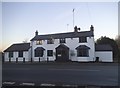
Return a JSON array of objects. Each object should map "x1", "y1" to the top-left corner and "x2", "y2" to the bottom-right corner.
[{"x1": 1, "y1": 1, "x2": 118, "y2": 51}]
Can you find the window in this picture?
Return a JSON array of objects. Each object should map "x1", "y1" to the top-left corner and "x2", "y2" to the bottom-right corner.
[
  {"x1": 47, "y1": 39, "x2": 54, "y2": 44},
  {"x1": 77, "y1": 49, "x2": 89, "y2": 57},
  {"x1": 34, "y1": 50, "x2": 43, "y2": 57},
  {"x1": 9, "y1": 52, "x2": 13, "y2": 57},
  {"x1": 79, "y1": 37, "x2": 87, "y2": 43},
  {"x1": 18, "y1": 51, "x2": 23, "y2": 57},
  {"x1": 47, "y1": 50, "x2": 53, "y2": 56},
  {"x1": 36, "y1": 40, "x2": 42, "y2": 45},
  {"x1": 60, "y1": 38, "x2": 66, "y2": 43}
]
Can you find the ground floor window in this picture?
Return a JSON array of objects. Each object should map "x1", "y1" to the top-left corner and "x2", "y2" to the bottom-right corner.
[
  {"x1": 77, "y1": 49, "x2": 89, "y2": 57},
  {"x1": 18, "y1": 51, "x2": 23, "y2": 57},
  {"x1": 9, "y1": 52, "x2": 13, "y2": 57},
  {"x1": 34, "y1": 50, "x2": 44, "y2": 57},
  {"x1": 47, "y1": 50, "x2": 53, "y2": 56}
]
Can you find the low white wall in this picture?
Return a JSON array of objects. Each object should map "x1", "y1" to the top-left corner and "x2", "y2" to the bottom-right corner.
[
  {"x1": 18, "y1": 58, "x2": 23, "y2": 61},
  {"x1": 95, "y1": 51, "x2": 113, "y2": 62},
  {"x1": 47, "y1": 57, "x2": 55, "y2": 61}
]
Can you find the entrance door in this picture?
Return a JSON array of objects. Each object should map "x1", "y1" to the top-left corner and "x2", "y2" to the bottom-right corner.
[{"x1": 55, "y1": 44, "x2": 69, "y2": 62}]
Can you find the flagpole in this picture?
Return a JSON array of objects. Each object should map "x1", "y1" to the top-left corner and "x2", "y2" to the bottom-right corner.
[{"x1": 73, "y1": 8, "x2": 75, "y2": 28}]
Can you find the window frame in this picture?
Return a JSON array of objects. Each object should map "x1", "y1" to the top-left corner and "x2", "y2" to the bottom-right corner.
[
  {"x1": 79, "y1": 37, "x2": 87, "y2": 43},
  {"x1": 36, "y1": 40, "x2": 42, "y2": 45},
  {"x1": 34, "y1": 50, "x2": 44, "y2": 57},
  {"x1": 9, "y1": 52, "x2": 13, "y2": 57},
  {"x1": 18, "y1": 51, "x2": 23, "y2": 57},
  {"x1": 47, "y1": 50, "x2": 53, "y2": 57},
  {"x1": 59, "y1": 38, "x2": 66, "y2": 43},
  {"x1": 77, "y1": 49, "x2": 89, "y2": 57},
  {"x1": 47, "y1": 39, "x2": 54, "y2": 44}
]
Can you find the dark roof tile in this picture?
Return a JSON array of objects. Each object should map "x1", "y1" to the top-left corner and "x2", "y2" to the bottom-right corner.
[
  {"x1": 4, "y1": 43, "x2": 30, "y2": 52},
  {"x1": 30, "y1": 31, "x2": 94, "y2": 41},
  {"x1": 95, "y1": 44, "x2": 112, "y2": 51}
]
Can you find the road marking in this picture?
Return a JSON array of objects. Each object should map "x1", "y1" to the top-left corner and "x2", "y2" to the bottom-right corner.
[
  {"x1": 40, "y1": 83, "x2": 55, "y2": 86},
  {"x1": 49, "y1": 69, "x2": 100, "y2": 72},
  {"x1": 3, "y1": 82, "x2": 15, "y2": 85},
  {"x1": 20, "y1": 83, "x2": 35, "y2": 86}
]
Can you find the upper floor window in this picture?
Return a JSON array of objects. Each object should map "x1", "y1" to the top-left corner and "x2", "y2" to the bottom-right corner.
[
  {"x1": 9, "y1": 52, "x2": 13, "y2": 57},
  {"x1": 47, "y1": 39, "x2": 54, "y2": 44},
  {"x1": 18, "y1": 51, "x2": 23, "y2": 57},
  {"x1": 79, "y1": 37, "x2": 87, "y2": 43},
  {"x1": 36, "y1": 40, "x2": 42, "y2": 45},
  {"x1": 60, "y1": 38, "x2": 66, "y2": 43}
]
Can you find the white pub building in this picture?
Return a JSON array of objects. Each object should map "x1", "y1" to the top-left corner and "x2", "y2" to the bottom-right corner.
[{"x1": 4, "y1": 25, "x2": 113, "y2": 62}]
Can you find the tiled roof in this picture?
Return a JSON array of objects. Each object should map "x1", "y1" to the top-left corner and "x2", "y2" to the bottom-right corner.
[
  {"x1": 4, "y1": 43, "x2": 30, "y2": 52},
  {"x1": 30, "y1": 31, "x2": 94, "y2": 41},
  {"x1": 95, "y1": 44, "x2": 112, "y2": 51}
]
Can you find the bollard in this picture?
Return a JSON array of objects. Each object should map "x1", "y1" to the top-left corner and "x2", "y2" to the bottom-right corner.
[
  {"x1": 9, "y1": 58, "x2": 11, "y2": 63},
  {"x1": 23, "y1": 58, "x2": 25, "y2": 63},
  {"x1": 16, "y1": 58, "x2": 18, "y2": 63},
  {"x1": 39, "y1": 57, "x2": 40, "y2": 62}
]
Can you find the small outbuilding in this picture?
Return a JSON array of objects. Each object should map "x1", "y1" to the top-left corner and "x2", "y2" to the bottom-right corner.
[
  {"x1": 4, "y1": 43, "x2": 31, "y2": 62},
  {"x1": 95, "y1": 44, "x2": 113, "y2": 62}
]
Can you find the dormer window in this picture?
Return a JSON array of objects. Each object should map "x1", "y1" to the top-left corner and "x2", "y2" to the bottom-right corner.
[
  {"x1": 79, "y1": 37, "x2": 87, "y2": 43},
  {"x1": 60, "y1": 38, "x2": 66, "y2": 43},
  {"x1": 36, "y1": 40, "x2": 42, "y2": 45}
]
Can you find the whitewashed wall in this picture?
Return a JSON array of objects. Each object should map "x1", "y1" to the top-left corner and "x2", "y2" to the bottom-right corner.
[
  {"x1": 31, "y1": 36, "x2": 95, "y2": 62},
  {"x1": 95, "y1": 51, "x2": 113, "y2": 62},
  {"x1": 4, "y1": 50, "x2": 30, "y2": 62},
  {"x1": 4, "y1": 52, "x2": 9, "y2": 61}
]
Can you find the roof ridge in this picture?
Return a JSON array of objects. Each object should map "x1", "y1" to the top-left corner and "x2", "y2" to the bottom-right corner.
[
  {"x1": 37, "y1": 30, "x2": 91, "y2": 36},
  {"x1": 13, "y1": 43, "x2": 30, "y2": 45}
]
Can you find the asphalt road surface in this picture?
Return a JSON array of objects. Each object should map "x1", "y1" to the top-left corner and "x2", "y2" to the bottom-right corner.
[{"x1": 2, "y1": 62, "x2": 119, "y2": 87}]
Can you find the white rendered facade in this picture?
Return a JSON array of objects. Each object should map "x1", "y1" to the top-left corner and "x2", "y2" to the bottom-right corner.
[{"x1": 31, "y1": 36, "x2": 95, "y2": 62}]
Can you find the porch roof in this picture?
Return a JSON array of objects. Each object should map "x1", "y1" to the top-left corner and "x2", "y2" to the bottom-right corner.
[
  {"x1": 35, "y1": 47, "x2": 45, "y2": 51},
  {"x1": 56, "y1": 44, "x2": 69, "y2": 50},
  {"x1": 76, "y1": 45, "x2": 90, "y2": 50}
]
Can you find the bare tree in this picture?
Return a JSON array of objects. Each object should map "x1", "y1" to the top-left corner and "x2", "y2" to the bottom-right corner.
[{"x1": 23, "y1": 38, "x2": 29, "y2": 43}]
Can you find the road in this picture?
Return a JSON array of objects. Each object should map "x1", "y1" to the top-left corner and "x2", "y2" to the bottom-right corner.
[{"x1": 2, "y1": 62, "x2": 119, "y2": 87}]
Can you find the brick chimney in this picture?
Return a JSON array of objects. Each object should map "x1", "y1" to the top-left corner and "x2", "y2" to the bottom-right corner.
[
  {"x1": 74, "y1": 26, "x2": 78, "y2": 32},
  {"x1": 90, "y1": 25, "x2": 94, "y2": 31},
  {"x1": 35, "y1": 30, "x2": 38, "y2": 36}
]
